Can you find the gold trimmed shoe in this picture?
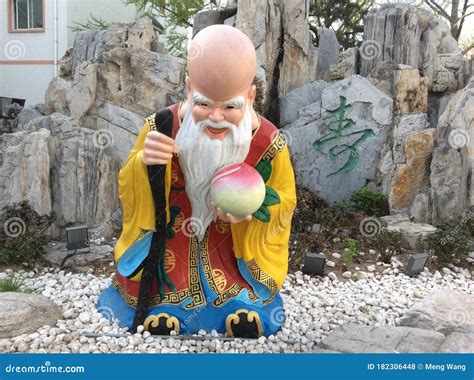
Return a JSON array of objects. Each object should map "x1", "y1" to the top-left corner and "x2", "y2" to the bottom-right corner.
[
  {"x1": 226, "y1": 309, "x2": 262, "y2": 338},
  {"x1": 144, "y1": 313, "x2": 180, "y2": 335}
]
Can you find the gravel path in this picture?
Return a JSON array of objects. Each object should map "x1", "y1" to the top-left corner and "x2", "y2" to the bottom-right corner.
[{"x1": 0, "y1": 263, "x2": 472, "y2": 353}]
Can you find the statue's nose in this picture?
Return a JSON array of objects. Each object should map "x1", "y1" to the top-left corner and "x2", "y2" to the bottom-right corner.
[{"x1": 208, "y1": 107, "x2": 225, "y2": 123}]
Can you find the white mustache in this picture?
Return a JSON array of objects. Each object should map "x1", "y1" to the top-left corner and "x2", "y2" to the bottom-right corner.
[{"x1": 200, "y1": 119, "x2": 237, "y2": 130}]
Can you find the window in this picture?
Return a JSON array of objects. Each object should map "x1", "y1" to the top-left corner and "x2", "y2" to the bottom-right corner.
[{"x1": 12, "y1": 0, "x2": 43, "y2": 30}]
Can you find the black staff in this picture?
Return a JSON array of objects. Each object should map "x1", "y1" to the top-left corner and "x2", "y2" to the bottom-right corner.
[{"x1": 131, "y1": 109, "x2": 176, "y2": 333}]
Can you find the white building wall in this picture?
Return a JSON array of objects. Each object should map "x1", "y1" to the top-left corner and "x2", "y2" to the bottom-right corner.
[
  {"x1": 0, "y1": 0, "x2": 138, "y2": 106},
  {"x1": 67, "y1": 0, "x2": 138, "y2": 48}
]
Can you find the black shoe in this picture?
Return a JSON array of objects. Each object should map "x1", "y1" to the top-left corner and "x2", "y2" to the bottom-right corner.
[
  {"x1": 226, "y1": 309, "x2": 262, "y2": 338},
  {"x1": 143, "y1": 313, "x2": 180, "y2": 335}
]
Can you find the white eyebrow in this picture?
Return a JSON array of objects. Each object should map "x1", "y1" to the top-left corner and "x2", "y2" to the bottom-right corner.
[
  {"x1": 192, "y1": 92, "x2": 245, "y2": 108},
  {"x1": 221, "y1": 96, "x2": 245, "y2": 108},
  {"x1": 192, "y1": 92, "x2": 214, "y2": 105}
]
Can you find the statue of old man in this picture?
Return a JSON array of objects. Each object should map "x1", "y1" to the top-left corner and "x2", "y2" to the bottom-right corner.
[{"x1": 98, "y1": 25, "x2": 297, "y2": 338}]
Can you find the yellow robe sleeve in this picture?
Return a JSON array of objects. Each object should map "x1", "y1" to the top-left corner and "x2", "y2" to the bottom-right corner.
[
  {"x1": 230, "y1": 145, "x2": 297, "y2": 302},
  {"x1": 114, "y1": 115, "x2": 172, "y2": 268}
]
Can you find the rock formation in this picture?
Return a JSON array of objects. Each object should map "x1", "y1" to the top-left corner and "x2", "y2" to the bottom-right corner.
[
  {"x1": 281, "y1": 75, "x2": 393, "y2": 204},
  {"x1": 277, "y1": 2, "x2": 472, "y2": 223},
  {"x1": 0, "y1": 113, "x2": 119, "y2": 237},
  {"x1": 45, "y1": 18, "x2": 186, "y2": 164},
  {"x1": 360, "y1": 4, "x2": 467, "y2": 93},
  {"x1": 1, "y1": 1, "x2": 472, "y2": 238},
  {"x1": 1, "y1": 19, "x2": 183, "y2": 237}
]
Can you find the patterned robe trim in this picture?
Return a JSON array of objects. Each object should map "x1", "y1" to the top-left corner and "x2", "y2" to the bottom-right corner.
[
  {"x1": 244, "y1": 118, "x2": 286, "y2": 304},
  {"x1": 198, "y1": 231, "x2": 259, "y2": 307},
  {"x1": 113, "y1": 234, "x2": 206, "y2": 309},
  {"x1": 259, "y1": 133, "x2": 286, "y2": 162},
  {"x1": 146, "y1": 113, "x2": 157, "y2": 131},
  {"x1": 244, "y1": 114, "x2": 287, "y2": 167},
  {"x1": 245, "y1": 259, "x2": 279, "y2": 304}
]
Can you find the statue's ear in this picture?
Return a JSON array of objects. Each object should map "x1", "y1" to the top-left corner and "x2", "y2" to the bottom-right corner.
[{"x1": 248, "y1": 85, "x2": 257, "y2": 106}]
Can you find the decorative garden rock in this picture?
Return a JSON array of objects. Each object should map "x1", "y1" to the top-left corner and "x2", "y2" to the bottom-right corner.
[
  {"x1": 0, "y1": 292, "x2": 61, "y2": 339},
  {"x1": 399, "y1": 289, "x2": 474, "y2": 335},
  {"x1": 283, "y1": 75, "x2": 393, "y2": 204},
  {"x1": 319, "y1": 323, "x2": 446, "y2": 353}
]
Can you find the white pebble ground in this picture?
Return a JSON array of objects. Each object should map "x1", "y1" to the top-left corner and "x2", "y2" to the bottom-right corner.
[{"x1": 0, "y1": 262, "x2": 472, "y2": 353}]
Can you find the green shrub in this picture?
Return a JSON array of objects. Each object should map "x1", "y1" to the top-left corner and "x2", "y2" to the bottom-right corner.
[
  {"x1": 0, "y1": 201, "x2": 55, "y2": 266},
  {"x1": 343, "y1": 238, "x2": 359, "y2": 263},
  {"x1": 318, "y1": 203, "x2": 354, "y2": 236},
  {"x1": 0, "y1": 276, "x2": 32, "y2": 293},
  {"x1": 366, "y1": 228, "x2": 403, "y2": 263},
  {"x1": 427, "y1": 216, "x2": 472, "y2": 267},
  {"x1": 349, "y1": 188, "x2": 389, "y2": 217}
]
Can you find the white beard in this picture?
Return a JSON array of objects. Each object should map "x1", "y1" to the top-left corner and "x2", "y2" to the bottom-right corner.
[{"x1": 175, "y1": 105, "x2": 253, "y2": 241}]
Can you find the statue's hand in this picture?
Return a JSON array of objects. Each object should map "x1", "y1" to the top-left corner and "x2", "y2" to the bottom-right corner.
[
  {"x1": 211, "y1": 202, "x2": 252, "y2": 224},
  {"x1": 142, "y1": 131, "x2": 181, "y2": 165}
]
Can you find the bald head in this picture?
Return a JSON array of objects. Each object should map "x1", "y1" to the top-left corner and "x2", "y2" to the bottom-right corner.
[{"x1": 187, "y1": 25, "x2": 257, "y2": 101}]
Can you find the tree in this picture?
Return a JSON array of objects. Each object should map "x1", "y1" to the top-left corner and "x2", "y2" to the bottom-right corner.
[
  {"x1": 122, "y1": 0, "x2": 218, "y2": 58},
  {"x1": 421, "y1": 0, "x2": 473, "y2": 41},
  {"x1": 459, "y1": 34, "x2": 473, "y2": 56},
  {"x1": 309, "y1": 0, "x2": 375, "y2": 50},
  {"x1": 71, "y1": 13, "x2": 109, "y2": 32}
]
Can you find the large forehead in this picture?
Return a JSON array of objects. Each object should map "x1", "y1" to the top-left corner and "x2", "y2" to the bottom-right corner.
[{"x1": 187, "y1": 26, "x2": 257, "y2": 101}]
